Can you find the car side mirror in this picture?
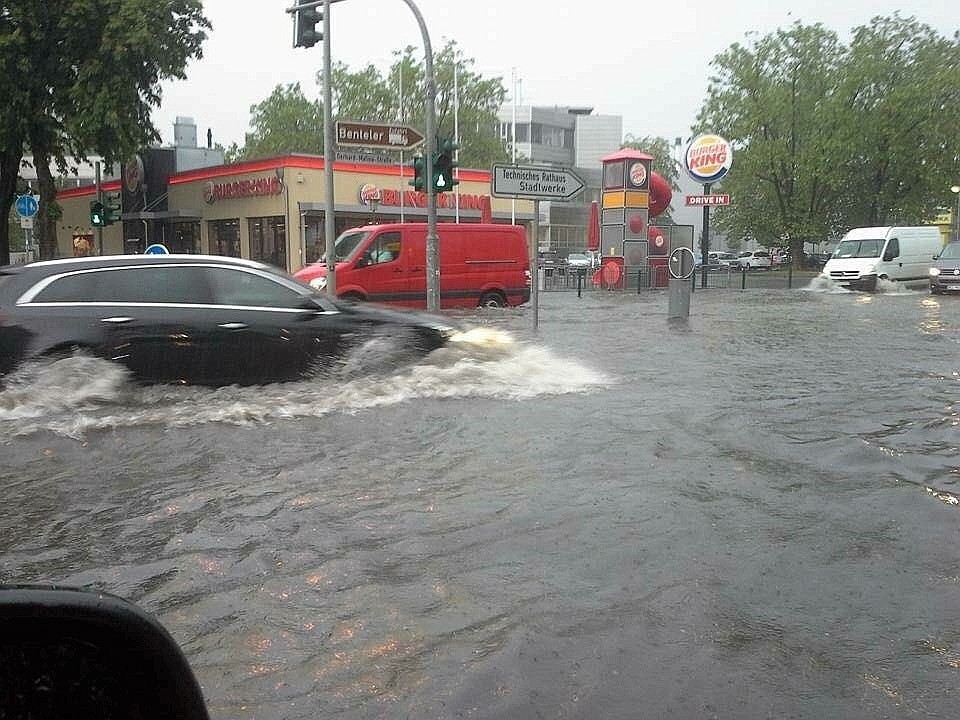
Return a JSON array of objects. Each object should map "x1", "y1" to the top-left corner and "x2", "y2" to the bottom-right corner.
[{"x1": 0, "y1": 586, "x2": 210, "y2": 719}]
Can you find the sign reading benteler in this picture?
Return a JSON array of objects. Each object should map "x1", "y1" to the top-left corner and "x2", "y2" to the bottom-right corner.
[{"x1": 336, "y1": 121, "x2": 425, "y2": 151}]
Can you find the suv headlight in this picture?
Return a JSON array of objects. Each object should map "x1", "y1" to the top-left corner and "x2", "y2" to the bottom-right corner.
[
  {"x1": 930, "y1": 267, "x2": 941, "y2": 277},
  {"x1": 309, "y1": 276, "x2": 327, "y2": 290}
]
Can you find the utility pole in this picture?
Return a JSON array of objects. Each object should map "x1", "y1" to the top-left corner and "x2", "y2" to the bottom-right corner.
[{"x1": 95, "y1": 161, "x2": 103, "y2": 255}]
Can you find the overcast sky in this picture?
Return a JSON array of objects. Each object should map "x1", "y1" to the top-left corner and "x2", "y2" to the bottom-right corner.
[{"x1": 154, "y1": 0, "x2": 955, "y2": 155}]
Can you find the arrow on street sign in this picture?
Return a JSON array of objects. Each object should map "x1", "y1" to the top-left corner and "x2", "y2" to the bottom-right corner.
[
  {"x1": 336, "y1": 120, "x2": 425, "y2": 151},
  {"x1": 491, "y1": 164, "x2": 586, "y2": 200}
]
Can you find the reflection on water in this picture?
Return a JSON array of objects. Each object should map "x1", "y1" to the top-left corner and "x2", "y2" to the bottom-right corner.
[{"x1": 3, "y1": 289, "x2": 960, "y2": 720}]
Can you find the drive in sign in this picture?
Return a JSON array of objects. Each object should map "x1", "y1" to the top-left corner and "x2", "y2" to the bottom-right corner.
[
  {"x1": 685, "y1": 194, "x2": 731, "y2": 206},
  {"x1": 491, "y1": 164, "x2": 585, "y2": 200}
]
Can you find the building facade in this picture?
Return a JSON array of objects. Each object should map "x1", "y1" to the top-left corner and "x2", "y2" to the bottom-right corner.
[
  {"x1": 55, "y1": 154, "x2": 535, "y2": 272},
  {"x1": 497, "y1": 105, "x2": 623, "y2": 254}
]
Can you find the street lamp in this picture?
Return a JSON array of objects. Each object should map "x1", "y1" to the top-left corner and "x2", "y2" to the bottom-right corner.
[{"x1": 952, "y1": 185, "x2": 960, "y2": 243}]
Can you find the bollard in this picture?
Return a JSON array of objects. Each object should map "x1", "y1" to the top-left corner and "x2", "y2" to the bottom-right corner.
[
  {"x1": 788, "y1": 264, "x2": 793, "y2": 289},
  {"x1": 691, "y1": 268, "x2": 696, "y2": 293},
  {"x1": 741, "y1": 266, "x2": 747, "y2": 290},
  {"x1": 577, "y1": 269, "x2": 583, "y2": 298},
  {"x1": 638, "y1": 269, "x2": 642, "y2": 294}
]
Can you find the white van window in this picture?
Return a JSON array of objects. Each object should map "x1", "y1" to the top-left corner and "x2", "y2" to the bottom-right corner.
[
  {"x1": 940, "y1": 242, "x2": 960, "y2": 260},
  {"x1": 833, "y1": 239, "x2": 882, "y2": 258},
  {"x1": 884, "y1": 238, "x2": 899, "y2": 259}
]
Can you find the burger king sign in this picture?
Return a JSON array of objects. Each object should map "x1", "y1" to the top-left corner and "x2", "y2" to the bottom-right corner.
[{"x1": 684, "y1": 134, "x2": 733, "y2": 184}]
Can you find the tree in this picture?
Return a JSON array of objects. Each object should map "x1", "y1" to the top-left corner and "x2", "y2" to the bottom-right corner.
[
  {"x1": 621, "y1": 134, "x2": 682, "y2": 221},
  {"x1": 236, "y1": 40, "x2": 510, "y2": 169},
  {"x1": 695, "y1": 16, "x2": 960, "y2": 262},
  {"x1": 696, "y1": 22, "x2": 847, "y2": 260},
  {"x1": 239, "y1": 83, "x2": 323, "y2": 160},
  {"x1": 0, "y1": 1, "x2": 209, "y2": 263}
]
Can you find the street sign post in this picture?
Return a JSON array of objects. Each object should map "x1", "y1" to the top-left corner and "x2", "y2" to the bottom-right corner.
[
  {"x1": 491, "y1": 164, "x2": 586, "y2": 200},
  {"x1": 15, "y1": 195, "x2": 39, "y2": 218},
  {"x1": 335, "y1": 120, "x2": 425, "y2": 151}
]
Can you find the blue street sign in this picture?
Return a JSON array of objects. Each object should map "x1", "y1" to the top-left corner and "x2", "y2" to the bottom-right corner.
[
  {"x1": 144, "y1": 244, "x2": 169, "y2": 255},
  {"x1": 15, "y1": 195, "x2": 39, "y2": 218}
]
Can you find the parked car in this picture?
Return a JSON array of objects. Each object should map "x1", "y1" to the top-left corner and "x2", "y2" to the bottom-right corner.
[
  {"x1": 735, "y1": 250, "x2": 773, "y2": 269},
  {"x1": 708, "y1": 251, "x2": 739, "y2": 268},
  {"x1": 0, "y1": 254, "x2": 457, "y2": 386},
  {"x1": 565, "y1": 253, "x2": 593, "y2": 270}
]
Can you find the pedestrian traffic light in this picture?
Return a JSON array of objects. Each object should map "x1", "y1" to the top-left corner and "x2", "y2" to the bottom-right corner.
[
  {"x1": 409, "y1": 155, "x2": 425, "y2": 192},
  {"x1": 90, "y1": 200, "x2": 105, "y2": 227},
  {"x1": 433, "y1": 137, "x2": 459, "y2": 193},
  {"x1": 294, "y1": 5, "x2": 322, "y2": 48}
]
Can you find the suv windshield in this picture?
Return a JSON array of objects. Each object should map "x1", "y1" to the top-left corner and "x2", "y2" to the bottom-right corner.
[
  {"x1": 938, "y1": 242, "x2": 960, "y2": 260},
  {"x1": 833, "y1": 239, "x2": 882, "y2": 258}
]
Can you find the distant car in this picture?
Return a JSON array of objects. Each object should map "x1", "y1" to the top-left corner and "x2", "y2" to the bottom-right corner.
[
  {"x1": 566, "y1": 253, "x2": 592, "y2": 270},
  {"x1": 709, "y1": 251, "x2": 739, "y2": 267},
  {"x1": 735, "y1": 250, "x2": 773, "y2": 269},
  {"x1": 930, "y1": 241, "x2": 960, "y2": 294},
  {"x1": 0, "y1": 254, "x2": 457, "y2": 386}
]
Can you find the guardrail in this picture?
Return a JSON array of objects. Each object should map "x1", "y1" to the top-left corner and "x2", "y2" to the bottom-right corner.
[{"x1": 538, "y1": 263, "x2": 821, "y2": 292}]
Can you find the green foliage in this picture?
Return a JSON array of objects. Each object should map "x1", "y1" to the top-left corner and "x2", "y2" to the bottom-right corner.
[
  {"x1": 239, "y1": 83, "x2": 323, "y2": 160},
  {"x1": 0, "y1": 0, "x2": 210, "y2": 260},
  {"x1": 696, "y1": 14, "x2": 960, "y2": 257},
  {"x1": 236, "y1": 40, "x2": 510, "y2": 170}
]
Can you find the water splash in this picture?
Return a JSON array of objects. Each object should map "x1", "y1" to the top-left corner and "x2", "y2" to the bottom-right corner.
[
  {"x1": 802, "y1": 275, "x2": 851, "y2": 294},
  {"x1": 0, "y1": 329, "x2": 612, "y2": 438}
]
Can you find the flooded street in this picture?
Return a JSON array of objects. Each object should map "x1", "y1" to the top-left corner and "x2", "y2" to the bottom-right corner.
[{"x1": 2, "y1": 283, "x2": 959, "y2": 719}]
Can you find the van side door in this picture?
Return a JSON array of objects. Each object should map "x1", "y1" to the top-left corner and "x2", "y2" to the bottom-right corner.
[{"x1": 352, "y1": 230, "x2": 412, "y2": 305}]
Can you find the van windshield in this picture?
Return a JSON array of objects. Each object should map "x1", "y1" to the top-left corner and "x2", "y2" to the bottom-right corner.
[
  {"x1": 321, "y1": 230, "x2": 371, "y2": 263},
  {"x1": 832, "y1": 239, "x2": 882, "y2": 259}
]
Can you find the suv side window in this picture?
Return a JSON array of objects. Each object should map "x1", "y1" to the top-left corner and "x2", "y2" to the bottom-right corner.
[
  {"x1": 207, "y1": 267, "x2": 304, "y2": 308},
  {"x1": 31, "y1": 266, "x2": 214, "y2": 304}
]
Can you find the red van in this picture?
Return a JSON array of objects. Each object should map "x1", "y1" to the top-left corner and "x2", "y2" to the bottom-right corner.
[{"x1": 294, "y1": 223, "x2": 531, "y2": 308}]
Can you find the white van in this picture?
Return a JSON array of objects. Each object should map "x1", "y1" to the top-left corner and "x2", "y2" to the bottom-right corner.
[{"x1": 821, "y1": 226, "x2": 943, "y2": 290}]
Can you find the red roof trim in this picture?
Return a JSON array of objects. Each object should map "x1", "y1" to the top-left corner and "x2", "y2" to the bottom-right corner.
[
  {"x1": 57, "y1": 181, "x2": 123, "y2": 200},
  {"x1": 168, "y1": 154, "x2": 491, "y2": 186},
  {"x1": 602, "y1": 149, "x2": 655, "y2": 162}
]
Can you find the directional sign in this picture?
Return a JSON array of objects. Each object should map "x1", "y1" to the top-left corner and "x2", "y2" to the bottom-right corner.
[
  {"x1": 144, "y1": 244, "x2": 169, "y2": 255},
  {"x1": 336, "y1": 120, "x2": 425, "y2": 151},
  {"x1": 685, "y1": 194, "x2": 730, "y2": 207},
  {"x1": 491, "y1": 164, "x2": 586, "y2": 200},
  {"x1": 15, "y1": 194, "x2": 39, "y2": 218}
]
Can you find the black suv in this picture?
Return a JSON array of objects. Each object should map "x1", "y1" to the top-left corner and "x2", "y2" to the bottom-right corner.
[{"x1": 0, "y1": 255, "x2": 456, "y2": 386}]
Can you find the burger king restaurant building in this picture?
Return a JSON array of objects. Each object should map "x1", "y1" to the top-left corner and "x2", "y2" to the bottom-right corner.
[{"x1": 55, "y1": 154, "x2": 536, "y2": 273}]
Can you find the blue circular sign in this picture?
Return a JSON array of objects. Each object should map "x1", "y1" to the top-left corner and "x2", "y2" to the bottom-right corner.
[
  {"x1": 15, "y1": 195, "x2": 38, "y2": 218},
  {"x1": 144, "y1": 244, "x2": 169, "y2": 255}
]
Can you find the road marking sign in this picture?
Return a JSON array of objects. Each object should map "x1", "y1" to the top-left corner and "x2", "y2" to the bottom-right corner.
[{"x1": 491, "y1": 164, "x2": 586, "y2": 200}]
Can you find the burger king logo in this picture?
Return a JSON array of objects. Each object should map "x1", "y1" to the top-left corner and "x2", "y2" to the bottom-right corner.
[
  {"x1": 628, "y1": 161, "x2": 647, "y2": 188},
  {"x1": 358, "y1": 183, "x2": 382, "y2": 205},
  {"x1": 685, "y1": 134, "x2": 733, "y2": 184},
  {"x1": 203, "y1": 181, "x2": 216, "y2": 205}
]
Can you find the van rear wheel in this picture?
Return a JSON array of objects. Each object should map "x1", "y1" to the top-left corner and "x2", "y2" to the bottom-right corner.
[{"x1": 478, "y1": 291, "x2": 506, "y2": 308}]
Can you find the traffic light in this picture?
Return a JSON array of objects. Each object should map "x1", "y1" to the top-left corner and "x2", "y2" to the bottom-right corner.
[
  {"x1": 90, "y1": 200, "x2": 105, "y2": 227},
  {"x1": 294, "y1": 5, "x2": 322, "y2": 48},
  {"x1": 433, "y1": 137, "x2": 459, "y2": 193},
  {"x1": 104, "y1": 192, "x2": 121, "y2": 225},
  {"x1": 409, "y1": 155, "x2": 425, "y2": 192}
]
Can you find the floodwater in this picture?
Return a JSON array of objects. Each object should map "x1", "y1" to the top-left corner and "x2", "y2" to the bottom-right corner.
[{"x1": 2, "y1": 281, "x2": 959, "y2": 719}]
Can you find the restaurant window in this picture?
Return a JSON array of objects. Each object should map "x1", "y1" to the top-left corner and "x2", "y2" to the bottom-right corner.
[
  {"x1": 209, "y1": 219, "x2": 240, "y2": 257},
  {"x1": 169, "y1": 222, "x2": 200, "y2": 254},
  {"x1": 249, "y1": 216, "x2": 287, "y2": 270}
]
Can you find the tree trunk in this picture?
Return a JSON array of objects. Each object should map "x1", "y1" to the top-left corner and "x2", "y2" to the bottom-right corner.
[
  {"x1": 32, "y1": 146, "x2": 60, "y2": 261},
  {"x1": 0, "y1": 145, "x2": 22, "y2": 267}
]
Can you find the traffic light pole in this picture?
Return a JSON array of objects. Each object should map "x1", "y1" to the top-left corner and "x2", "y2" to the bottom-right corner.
[
  {"x1": 321, "y1": 0, "x2": 337, "y2": 297},
  {"x1": 95, "y1": 161, "x2": 103, "y2": 255},
  {"x1": 401, "y1": 0, "x2": 439, "y2": 311}
]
